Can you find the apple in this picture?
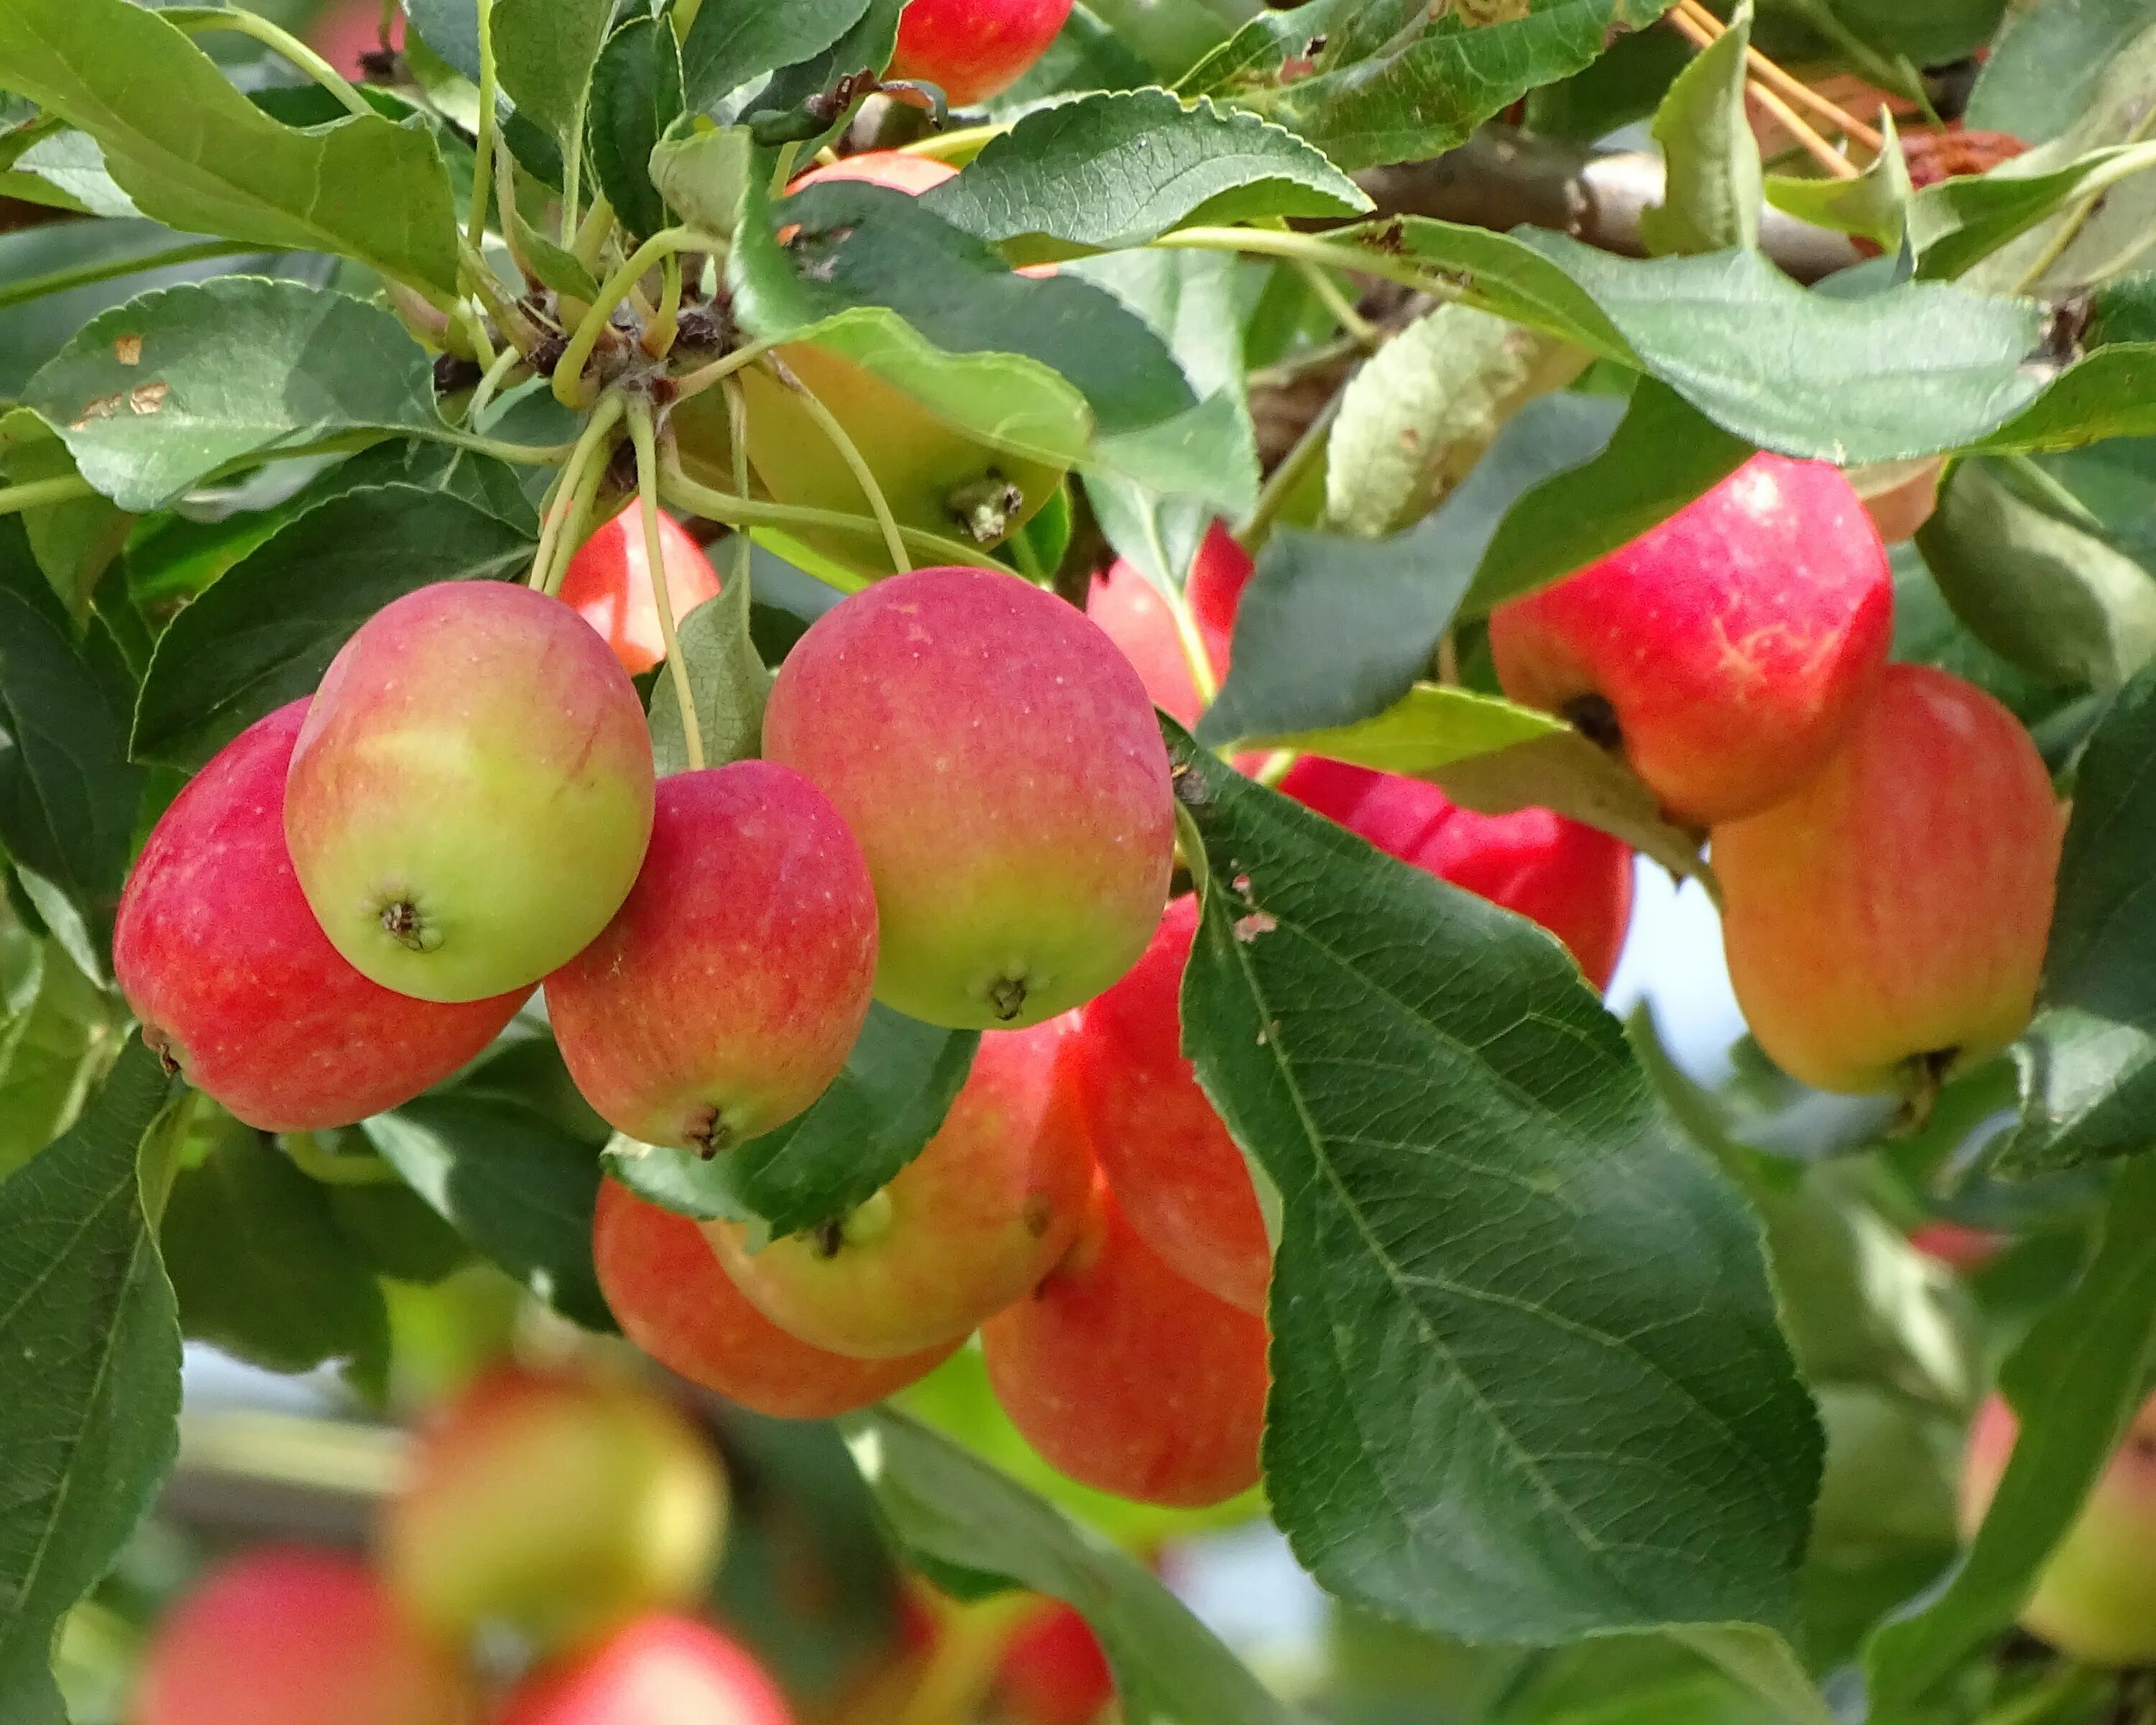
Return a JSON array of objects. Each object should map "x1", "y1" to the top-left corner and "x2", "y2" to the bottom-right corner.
[
  {"x1": 497, "y1": 1615, "x2": 792, "y2": 1725},
  {"x1": 763, "y1": 566, "x2": 1174, "y2": 1029},
  {"x1": 788, "y1": 152, "x2": 960, "y2": 198},
  {"x1": 885, "y1": 0, "x2": 1076, "y2": 106},
  {"x1": 547, "y1": 762, "x2": 877, "y2": 1155},
  {"x1": 1714, "y1": 663, "x2": 2060, "y2": 1095},
  {"x1": 129, "y1": 1546, "x2": 476, "y2": 1725},
  {"x1": 1488, "y1": 452, "x2": 1894, "y2": 826},
  {"x1": 284, "y1": 581, "x2": 655, "y2": 1003},
  {"x1": 556, "y1": 506, "x2": 723, "y2": 677},
  {"x1": 382, "y1": 1364, "x2": 727, "y2": 1655},
  {"x1": 982, "y1": 1184, "x2": 1268, "y2": 1508},
  {"x1": 1961, "y1": 1392, "x2": 2156, "y2": 1665},
  {"x1": 992, "y1": 1601, "x2": 1115, "y2": 1725},
  {"x1": 594, "y1": 1179, "x2": 957, "y2": 1419},
  {"x1": 1084, "y1": 524, "x2": 1253, "y2": 729},
  {"x1": 114, "y1": 702, "x2": 529, "y2": 1131},
  {"x1": 1279, "y1": 756, "x2": 1634, "y2": 989},
  {"x1": 705, "y1": 1018, "x2": 1095, "y2": 1359}
]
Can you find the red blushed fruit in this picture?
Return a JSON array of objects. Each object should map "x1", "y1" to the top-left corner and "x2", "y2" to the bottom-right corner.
[
  {"x1": 114, "y1": 702, "x2": 528, "y2": 1131},
  {"x1": 130, "y1": 1547, "x2": 478, "y2": 1725},
  {"x1": 993, "y1": 1602, "x2": 1115, "y2": 1725},
  {"x1": 498, "y1": 1615, "x2": 793, "y2": 1725},
  {"x1": 594, "y1": 1181, "x2": 957, "y2": 1419},
  {"x1": 1086, "y1": 523, "x2": 1254, "y2": 727},
  {"x1": 1909, "y1": 1221, "x2": 2008, "y2": 1274},
  {"x1": 706, "y1": 1018, "x2": 1095, "y2": 1360},
  {"x1": 1489, "y1": 452, "x2": 1894, "y2": 826},
  {"x1": 1715, "y1": 664, "x2": 2061, "y2": 1095},
  {"x1": 886, "y1": 0, "x2": 1075, "y2": 106},
  {"x1": 547, "y1": 763, "x2": 877, "y2": 1154},
  {"x1": 383, "y1": 1366, "x2": 728, "y2": 1655},
  {"x1": 790, "y1": 150, "x2": 959, "y2": 198},
  {"x1": 1069, "y1": 897, "x2": 1269, "y2": 1315},
  {"x1": 556, "y1": 507, "x2": 723, "y2": 677},
  {"x1": 763, "y1": 567, "x2": 1174, "y2": 1030},
  {"x1": 983, "y1": 1187, "x2": 1268, "y2": 1508},
  {"x1": 1279, "y1": 757, "x2": 1634, "y2": 989}
]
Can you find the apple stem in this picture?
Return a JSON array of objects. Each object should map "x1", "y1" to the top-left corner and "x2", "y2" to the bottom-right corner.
[
  {"x1": 528, "y1": 392, "x2": 625, "y2": 594},
  {"x1": 462, "y1": 344, "x2": 525, "y2": 427},
  {"x1": 555, "y1": 227, "x2": 728, "y2": 409},
  {"x1": 671, "y1": 336, "x2": 779, "y2": 405},
  {"x1": 167, "y1": 9, "x2": 377, "y2": 121},
  {"x1": 466, "y1": 0, "x2": 499, "y2": 253},
  {"x1": 760, "y1": 356, "x2": 913, "y2": 574},
  {"x1": 629, "y1": 397, "x2": 706, "y2": 772},
  {"x1": 722, "y1": 375, "x2": 753, "y2": 599},
  {"x1": 280, "y1": 1131, "x2": 405, "y2": 1189},
  {"x1": 0, "y1": 475, "x2": 96, "y2": 519},
  {"x1": 1293, "y1": 259, "x2": 1380, "y2": 349},
  {"x1": 658, "y1": 456, "x2": 1002, "y2": 574}
]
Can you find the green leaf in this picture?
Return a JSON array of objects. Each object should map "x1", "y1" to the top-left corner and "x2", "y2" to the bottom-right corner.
[
  {"x1": 5, "y1": 129, "x2": 140, "y2": 220},
  {"x1": 24, "y1": 279, "x2": 440, "y2": 512},
  {"x1": 1864, "y1": 1154, "x2": 2156, "y2": 1709},
  {"x1": 588, "y1": 15, "x2": 684, "y2": 243},
  {"x1": 129, "y1": 486, "x2": 535, "y2": 772},
  {"x1": 1911, "y1": 140, "x2": 2156, "y2": 282},
  {"x1": 1975, "y1": 346, "x2": 2156, "y2": 454},
  {"x1": 1640, "y1": 0, "x2": 1760, "y2": 257},
  {"x1": 0, "y1": 939, "x2": 113, "y2": 1183},
  {"x1": 680, "y1": 0, "x2": 870, "y2": 114},
  {"x1": 0, "y1": 0, "x2": 459, "y2": 298},
  {"x1": 648, "y1": 579, "x2": 768, "y2": 775},
  {"x1": 2001, "y1": 665, "x2": 2156, "y2": 1175},
  {"x1": 750, "y1": 0, "x2": 906, "y2": 123},
  {"x1": 0, "y1": 1038, "x2": 183, "y2": 1725},
  {"x1": 360, "y1": 1091, "x2": 612, "y2": 1332},
  {"x1": 1762, "y1": 116, "x2": 1912, "y2": 254},
  {"x1": 921, "y1": 88, "x2": 1368, "y2": 257},
  {"x1": 1169, "y1": 722, "x2": 1817, "y2": 1639},
  {"x1": 404, "y1": 0, "x2": 482, "y2": 83},
  {"x1": 160, "y1": 1118, "x2": 390, "y2": 1380},
  {"x1": 324, "y1": 1182, "x2": 472, "y2": 1287},
  {"x1": 1915, "y1": 456, "x2": 2156, "y2": 691},
  {"x1": 842, "y1": 1409, "x2": 1300, "y2": 1725},
  {"x1": 493, "y1": 0, "x2": 614, "y2": 154},
  {"x1": 1967, "y1": 0, "x2": 2156, "y2": 143},
  {"x1": 646, "y1": 121, "x2": 755, "y2": 240},
  {"x1": 0, "y1": 406, "x2": 132, "y2": 621},
  {"x1": 604, "y1": 1003, "x2": 978, "y2": 1237}
]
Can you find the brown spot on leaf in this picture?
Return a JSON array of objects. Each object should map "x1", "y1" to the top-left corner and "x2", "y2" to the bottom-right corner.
[
  {"x1": 128, "y1": 382, "x2": 169, "y2": 415},
  {"x1": 114, "y1": 335, "x2": 142, "y2": 367}
]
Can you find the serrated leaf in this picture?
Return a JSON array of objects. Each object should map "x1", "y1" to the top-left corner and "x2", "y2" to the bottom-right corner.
[
  {"x1": 921, "y1": 88, "x2": 1368, "y2": 257},
  {"x1": 604, "y1": 1003, "x2": 977, "y2": 1236},
  {"x1": 403, "y1": 0, "x2": 482, "y2": 83},
  {"x1": 1763, "y1": 114, "x2": 1912, "y2": 255},
  {"x1": 1912, "y1": 139, "x2": 2156, "y2": 281},
  {"x1": 493, "y1": 0, "x2": 614, "y2": 152},
  {"x1": 0, "y1": 407, "x2": 132, "y2": 621},
  {"x1": 25, "y1": 279, "x2": 441, "y2": 512},
  {"x1": 750, "y1": 0, "x2": 906, "y2": 122},
  {"x1": 1169, "y1": 723, "x2": 1818, "y2": 1639},
  {"x1": 6, "y1": 129, "x2": 139, "y2": 220},
  {"x1": 361, "y1": 1092, "x2": 612, "y2": 1332},
  {"x1": 589, "y1": 15, "x2": 683, "y2": 242},
  {"x1": 647, "y1": 122, "x2": 755, "y2": 240},
  {"x1": 1640, "y1": 0, "x2": 1759, "y2": 257},
  {"x1": 680, "y1": 0, "x2": 870, "y2": 114},
  {"x1": 129, "y1": 486, "x2": 535, "y2": 771},
  {"x1": 0, "y1": 0, "x2": 459, "y2": 298},
  {"x1": 1968, "y1": 0, "x2": 2156, "y2": 143},
  {"x1": 1917, "y1": 456, "x2": 2156, "y2": 691},
  {"x1": 842, "y1": 1409, "x2": 1300, "y2": 1725},
  {"x1": 648, "y1": 577, "x2": 767, "y2": 775},
  {"x1": 0, "y1": 1038, "x2": 183, "y2": 1725},
  {"x1": 1975, "y1": 345, "x2": 2156, "y2": 453},
  {"x1": 0, "y1": 939, "x2": 112, "y2": 1184},
  {"x1": 1864, "y1": 1154, "x2": 2156, "y2": 1708}
]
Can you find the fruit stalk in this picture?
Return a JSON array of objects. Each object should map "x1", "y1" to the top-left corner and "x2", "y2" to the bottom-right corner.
[{"x1": 627, "y1": 397, "x2": 704, "y2": 771}]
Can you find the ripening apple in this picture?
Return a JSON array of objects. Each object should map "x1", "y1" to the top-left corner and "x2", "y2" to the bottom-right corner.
[
  {"x1": 1489, "y1": 453, "x2": 1894, "y2": 826},
  {"x1": 547, "y1": 762, "x2": 878, "y2": 1155},
  {"x1": 130, "y1": 1547, "x2": 478, "y2": 1725},
  {"x1": 382, "y1": 1364, "x2": 727, "y2": 1655},
  {"x1": 992, "y1": 1601, "x2": 1115, "y2": 1725},
  {"x1": 706, "y1": 1018, "x2": 1095, "y2": 1359},
  {"x1": 982, "y1": 1186, "x2": 1268, "y2": 1508},
  {"x1": 1085, "y1": 523, "x2": 1254, "y2": 727},
  {"x1": 1961, "y1": 1392, "x2": 2156, "y2": 1665},
  {"x1": 1714, "y1": 663, "x2": 2060, "y2": 1095},
  {"x1": 556, "y1": 506, "x2": 723, "y2": 676},
  {"x1": 763, "y1": 566, "x2": 1174, "y2": 1029},
  {"x1": 788, "y1": 151, "x2": 962, "y2": 198},
  {"x1": 885, "y1": 0, "x2": 1076, "y2": 106},
  {"x1": 497, "y1": 1615, "x2": 792, "y2": 1725},
  {"x1": 285, "y1": 581, "x2": 655, "y2": 1002},
  {"x1": 114, "y1": 702, "x2": 529, "y2": 1131},
  {"x1": 594, "y1": 1179, "x2": 957, "y2": 1419}
]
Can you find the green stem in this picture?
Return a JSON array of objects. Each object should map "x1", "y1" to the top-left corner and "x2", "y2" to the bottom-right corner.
[
  {"x1": 425, "y1": 426, "x2": 581, "y2": 465},
  {"x1": 671, "y1": 336, "x2": 778, "y2": 403},
  {"x1": 553, "y1": 226, "x2": 721, "y2": 407},
  {"x1": 2012, "y1": 132, "x2": 2156, "y2": 295},
  {"x1": 561, "y1": 96, "x2": 594, "y2": 249},
  {"x1": 1973, "y1": 1665, "x2": 2108, "y2": 1725},
  {"x1": 760, "y1": 356, "x2": 911, "y2": 572},
  {"x1": 1238, "y1": 383, "x2": 1344, "y2": 555},
  {"x1": 465, "y1": 343, "x2": 526, "y2": 426},
  {"x1": 724, "y1": 374, "x2": 752, "y2": 598},
  {"x1": 627, "y1": 398, "x2": 704, "y2": 770},
  {"x1": 466, "y1": 0, "x2": 499, "y2": 253},
  {"x1": 0, "y1": 474, "x2": 95, "y2": 518},
  {"x1": 1160, "y1": 576, "x2": 1220, "y2": 704},
  {"x1": 281, "y1": 1131, "x2": 403, "y2": 1187},
  {"x1": 659, "y1": 459, "x2": 1004, "y2": 574},
  {"x1": 173, "y1": 8, "x2": 377, "y2": 119},
  {"x1": 459, "y1": 236, "x2": 537, "y2": 352},
  {"x1": 0, "y1": 239, "x2": 263, "y2": 314},
  {"x1": 1294, "y1": 257, "x2": 1378, "y2": 347},
  {"x1": 541, "y1": 408, "x2": 619, "y2": 598},
  {"x1": 1154, "y1": 225, "x2": 1445, "y2": 300},
  {"x1": 643, "y1": 253, "x2": 683, "y2": 359},
  {"x1": 527, "y1": 393, "x2": 624, "y2": 591},
  {"x1": 769, "y1": 141, "x2": 802, "y2": 197},
  {"x1": 571, "y1": 199, "x2": 617, "y2": 272}
]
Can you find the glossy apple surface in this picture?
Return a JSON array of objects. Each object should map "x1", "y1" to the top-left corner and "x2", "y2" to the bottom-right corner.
[{"x1": 557, "y1": 507, "x2": 722, "y2": 676}]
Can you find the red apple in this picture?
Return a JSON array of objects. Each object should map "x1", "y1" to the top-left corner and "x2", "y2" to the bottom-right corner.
[
  {"x1": 1714, "y1": 663, "x2": 2060, "y2": 1095},
  {"x1": 556, "y1": 507, "x2": 723, "y2": 677},
  {"x1": 885, "y1": 0, "x2": 1075, "y2": 106},
  {"x1": 130, "y1": 1547, "x2": 476, "y2": 1725},
  {"x1": 497, "y1": 1615, "x2": 791, "y2": 1725},
  {"x1": 547, "y1": 762, "x2": 877, "y2": 1154},
  {"x1": 706, "y1": 1018, "x2": 1095, "y2": 1359},
  {"x1": 788, "y1": 151, "x2": 959, "y2": 198},
  {"x1": 763, "y1": 566, "x2": 1173, "y2": 1029},
  {"x1": 114, "y1": 702, "x2": 528, "y2": 1131},
  {"x1": 982, "y1": 1185, "x2": 1268, "y2": 1508},
  {"x1": 1279, "y1": 756, "x2": 1634, "y2": 988},
  {"x1": 594, "y1": 1179, "x2": 957, "y2": 1419},
  {"x1": 1909, "y1": 1221, "x2": 2007, "y2": 1274},
  {"x1": 1961, "y1": 1392, "x2": 2156, "y2": 1665},
  {"x1": 285, "y1": 581, "x2": 655, "y2": 1002},
  {"x1": 1489, "y1": 453, "x2": 1894, "y2": 825},
  {"x1": 992, "y1": 1601, "x2": 1115, "y2": 1725},
  {"x1": 382, "y1": 1365, "x2": 727, "y2": 1655},
  {"x1": 1086, "y1": 523, "x2": 1253, "y2": 727}
]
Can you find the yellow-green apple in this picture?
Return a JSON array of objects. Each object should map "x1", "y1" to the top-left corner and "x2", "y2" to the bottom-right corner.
[{"x1": 556, "y1": 506, "x2": 722, "y2": 676}]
